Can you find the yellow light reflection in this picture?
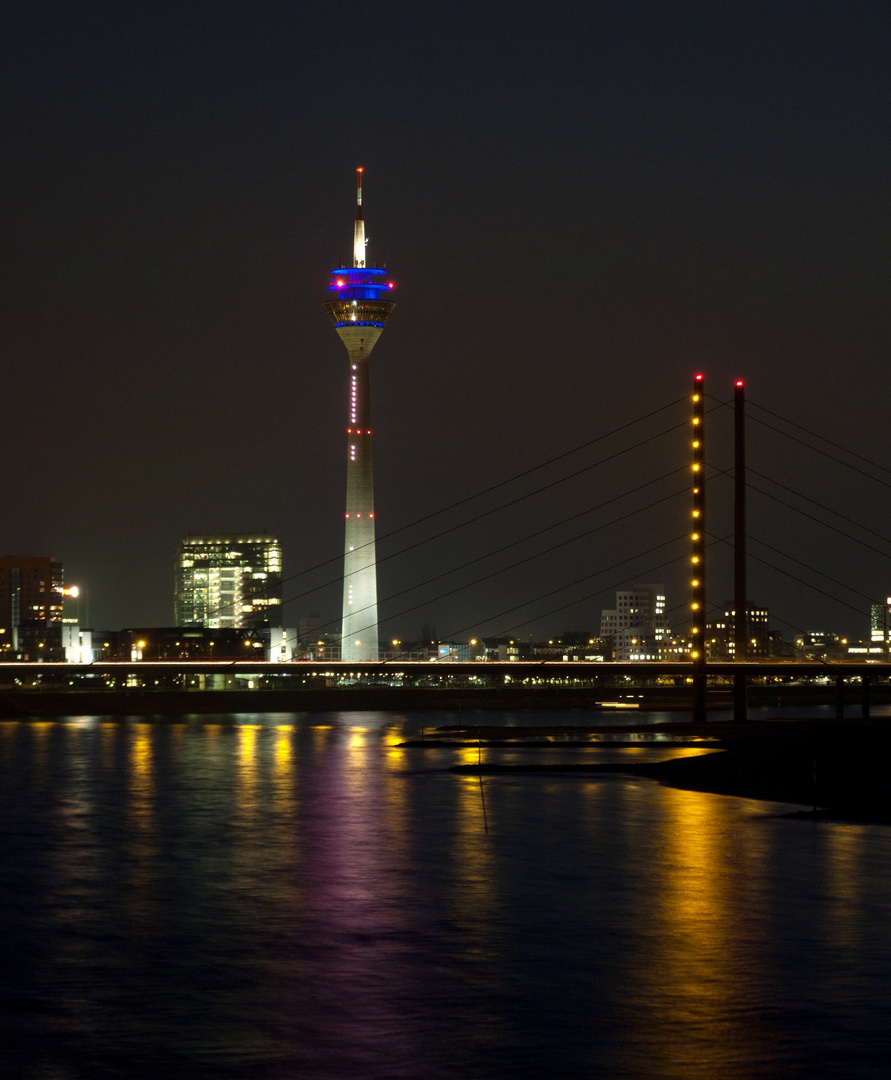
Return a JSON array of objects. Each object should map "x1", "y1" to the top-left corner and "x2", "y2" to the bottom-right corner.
[
  {"x1": 379, "y1": 727, "x2": 410, "y2": 860},
  {"x1": 822, "y1": 827, "x2": 866, "y2": 951},
  {"x1": 100, "y1": 721, "x2": 117, "y2": 772},
  {"x1": 127, "y1": 725, "x2": 158, "y2": 911},
  {"x1": 457, "y1": 746, "x2": 484, "y2": 769},
  {"x1": 272, "y1": 726, "x2": 298, "y2": 828},
  {"x1": 130, "y1": 726, "x2": 153, "y2": 813},
  {"x1": 236, "y1": 724, "x2": 261, "y2": 820},
  {"x1": 449, "y1": 763, "x2": 498, "y2": 967},
  {"x1": 231, "y1": 724, "x2": 264, "y2": 882},
  {"x1": 386, "y1": 744, "x2": 406, "y2": 765},
  {"x1": 275, "y1": 731, "x2": 292, "y2": 769},
  {"x1": 311, "y1": 725, "x2": 333, "y2": 751},
  {"x1": 30, "y1": 720, "x2": 53, "y2": 749},
  {"x1": 621, "y1": 786, "x2": 769, "y2": 1077}
]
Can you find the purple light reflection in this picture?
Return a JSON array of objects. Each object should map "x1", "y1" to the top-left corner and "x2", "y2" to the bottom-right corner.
[{"x1": 289, "y1": 724, "x2": 423, "y2": 1075}]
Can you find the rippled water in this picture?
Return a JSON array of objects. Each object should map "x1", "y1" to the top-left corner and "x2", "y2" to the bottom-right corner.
[{"x1": 2, "y1": 711, "x2": 890, "y2": 1079}]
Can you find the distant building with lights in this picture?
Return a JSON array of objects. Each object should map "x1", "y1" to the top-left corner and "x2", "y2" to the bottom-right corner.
[
  {"x1": 657, "y1": 635, "x2": 693, "y2": 662},
  {"x1": 600, "y1": 584, "x2": 669, "y2": 660},
  {"x1": 0, "y1": 556, "x2": 72, "y2": 660},
  {"x1": 705, "y1": 602, "x2": 770, "y2": 660},
  {"x1": 869, "y1": 598, "x2": 891, "y2": 654},
  {"x1": 793, "y1": 631, "x2": 846, "y2": 660},
  {"x1": 117, "y1": 625, "x2": 294, "y2": 661},
  {"x1": 175, "y1": 534, "x2": 282, "y2": 628}
]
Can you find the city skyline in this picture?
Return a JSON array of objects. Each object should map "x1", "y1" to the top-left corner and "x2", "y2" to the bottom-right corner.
[
  {"x1": 3, "y1": 4, "x2": 890, "y2": 638},
  {"x1": 0, "y1": 532, "x2": 883, "y2": 660}
]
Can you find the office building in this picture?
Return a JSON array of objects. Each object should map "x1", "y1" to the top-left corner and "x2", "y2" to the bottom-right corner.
[
  {"x1": 323, "y1": 168, "x2": 396, "y2": 662},
  {"x1": 870, "y1": 599, "x2": 891, "y2": 654},
  {"x1": 175, "y1": 534, "x2": 282, "y2": 628},
  {"x1": 706, "y1": 602, "x2": 770, "y2": 660},
  {"x1": 0, "y1": 556, "x2": 68, "y2": 659},
  {"x1": 600, "y1": 584, "x2": 669, "y2": 660}
]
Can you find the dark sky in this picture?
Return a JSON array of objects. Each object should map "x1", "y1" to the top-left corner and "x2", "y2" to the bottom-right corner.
[{"x1": 3, "y1": 1, "x2": 890, "y2": 641}]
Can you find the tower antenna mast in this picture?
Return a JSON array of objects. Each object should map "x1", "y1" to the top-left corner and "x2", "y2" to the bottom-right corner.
[{"x1": 354, "y1": 167, "x2": 365, "y2": 268}]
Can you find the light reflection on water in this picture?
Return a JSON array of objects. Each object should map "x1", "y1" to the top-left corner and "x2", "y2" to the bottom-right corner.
[
  {"x1": 619, "y1": 785, "x2": 769, "y2": 1078},
  {"x1": 1, "y1": 711, "x2": 890, "y2": 1078}
]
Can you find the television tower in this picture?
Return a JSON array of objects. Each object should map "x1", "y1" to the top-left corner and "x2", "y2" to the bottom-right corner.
[{"x1": 324, "y1": 168, "x2": 396, "y2": 662}]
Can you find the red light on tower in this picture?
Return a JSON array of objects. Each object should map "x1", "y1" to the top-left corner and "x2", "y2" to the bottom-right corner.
[
  {"x1": 735, "y1": 379, "x2": 744, "y2": 387},
  {"x1": 694, "y1": 373, "x2": 704, "y2": 383},
  {"x1": 325, "y1": 167, "x2": 394, "y2": 664}
]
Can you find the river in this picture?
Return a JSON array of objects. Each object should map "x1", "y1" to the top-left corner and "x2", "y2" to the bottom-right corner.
[{"x1": 1, "y1": 710, "x2": 890, "y2": 1078}]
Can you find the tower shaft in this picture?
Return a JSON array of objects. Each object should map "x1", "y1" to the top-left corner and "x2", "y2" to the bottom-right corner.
[
  {"x1": 323, "y1": 170, "x2": 396, "y2": 664},
  {"x1": 339, "y1": 326, "x2": 382, "y2": 662}
]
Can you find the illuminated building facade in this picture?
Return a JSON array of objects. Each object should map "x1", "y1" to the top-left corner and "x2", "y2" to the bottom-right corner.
[
  {"x1": 706, "y1": 602, "x2": 770, "y2": 660},
  {"x1": 600, "y1": 584, "x2": 669, "y2": 661},
  {"x1": 175, "y1": 534, "x2": 282, "y2": 628},
  {"x1": 324, "y1": 169, "x2": 396, "y2": 662},
  {"x1": 870, "y1": 599, "x2": 891, "y2": 654},
  {"x1": 0, "y1": 556, "x2": 69, "y2": 659}
]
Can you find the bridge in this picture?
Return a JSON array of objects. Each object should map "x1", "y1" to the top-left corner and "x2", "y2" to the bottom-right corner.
[{"x1": 1, "y1": 658, "x2": 889, "y2": 719}]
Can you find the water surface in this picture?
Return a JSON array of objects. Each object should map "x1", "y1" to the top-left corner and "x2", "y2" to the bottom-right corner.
[{"x1": 1, "y1": 711, "x2": 890, "y2": 1078}]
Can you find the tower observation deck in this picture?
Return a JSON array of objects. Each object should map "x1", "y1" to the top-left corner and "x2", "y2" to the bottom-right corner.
[{"x1": 323, "y1": 169, "x2": 396, "y2": 663}]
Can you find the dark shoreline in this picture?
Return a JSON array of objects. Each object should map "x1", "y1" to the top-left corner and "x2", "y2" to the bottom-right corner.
[
  {"x1": 0, "y1": 687, "x2": 697, "y2": 717},
  {"x1": 0, "y1": 681, "x2": 881, "y2": 718},
  {"x1": 447, "y1": 718, "x2": 891, "y2": 824}
]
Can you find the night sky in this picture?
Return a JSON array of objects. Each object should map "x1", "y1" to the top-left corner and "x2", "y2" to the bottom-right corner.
[{"x1": 4, "y1": 1, "x2": 890, "y2": 642}]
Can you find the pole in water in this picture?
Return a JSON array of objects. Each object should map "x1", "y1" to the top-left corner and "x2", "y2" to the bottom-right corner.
[{"x1": 476, "y1": 725, "x2": 488, "y2": 832}]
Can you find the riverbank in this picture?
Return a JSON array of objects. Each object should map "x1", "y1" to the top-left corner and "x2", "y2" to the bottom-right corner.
[
  {"x1": 449, "y1": 718, "x2": 891, "y2": 823},
  {"x1": 0, "y1": 682, "x2": 884, "y2": 717},
  {"x1": 0, "y1": 686, "x2": 717, "y2": 717}
]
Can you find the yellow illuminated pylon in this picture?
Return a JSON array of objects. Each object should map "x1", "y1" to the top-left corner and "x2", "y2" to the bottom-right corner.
[{"x1": 691, "y1": 374, "x2": 707, "y2": 721}]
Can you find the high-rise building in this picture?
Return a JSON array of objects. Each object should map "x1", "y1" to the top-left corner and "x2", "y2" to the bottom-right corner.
[
  {"x1": 870, "y1": 598, "x2": 891, "y2": 653},
  {"x1": 323, "y1": 169, "x2": 396, "y2": 662},
  {"x1": 0, "y1": 556, "x2": 64, "y2": 627},
  {"x1": 0, "y1": 556, "x2": 67, "y2": 659},
  {"x1": 600, "y1": 584, "x2": 669, "y2": 660},
  {"x1": 175, "y1": 534, "x2": 282, "y2": 628}
]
